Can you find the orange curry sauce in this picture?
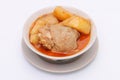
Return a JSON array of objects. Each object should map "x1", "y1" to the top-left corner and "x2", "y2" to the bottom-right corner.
[
  {"x1": 30, "y1": 15, "x2": 90, "y2": 57},
  {"x1": 33, "y1": 34, "x2": 90, "y2": 57}
]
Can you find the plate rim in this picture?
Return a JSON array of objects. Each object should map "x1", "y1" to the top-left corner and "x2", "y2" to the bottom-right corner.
[{"x1": 21, "y1": 39, "x2": 98, "y2": 73}]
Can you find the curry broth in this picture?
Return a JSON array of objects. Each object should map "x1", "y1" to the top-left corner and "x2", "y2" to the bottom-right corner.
[
  {"x1": 32, "y1": 34, "x2": 90, "y2": 57},
  {"x1": 29, "y1": 14, "x2": 90, "y2": 57}
]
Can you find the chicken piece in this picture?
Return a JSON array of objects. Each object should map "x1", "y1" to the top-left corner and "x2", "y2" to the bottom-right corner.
[
  {"x1": 50, "y1": 25, "x2": 80, "y2": 52},
  {"x1": 39, "y1": 13, "x2": 59, "y2": 25},
  {"x1": 38, "y1": 26, "x2": 54, "y2": 50},
  {"x1": 30, "y1": 13, "x2": 58, "y2": 35},
  {"x1": 38, "y1": 25, "x2": 80, "y2": 52}
]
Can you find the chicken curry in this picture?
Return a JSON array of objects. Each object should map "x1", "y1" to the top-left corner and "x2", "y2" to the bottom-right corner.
[{"x1": 29, "y1": 6, "x2": 91, "y2": 57}]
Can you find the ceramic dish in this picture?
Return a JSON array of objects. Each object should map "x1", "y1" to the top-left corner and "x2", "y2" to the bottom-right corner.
[
  {"x1": 22, "y1": 38, "x2": 98, "y2": 73},
  {"x1": 23, "y1": 6, "x2": 97, "y2": 63}
]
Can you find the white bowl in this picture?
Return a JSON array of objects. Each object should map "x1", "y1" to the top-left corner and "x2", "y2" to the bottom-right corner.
[{"x1": 23, "y1": 6, "x2": 97, "y2": 63}]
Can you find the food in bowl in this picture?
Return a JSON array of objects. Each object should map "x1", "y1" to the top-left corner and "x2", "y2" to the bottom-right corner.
[{"x1": 29, "y1": 6, "x2": 91, "y2": 57}]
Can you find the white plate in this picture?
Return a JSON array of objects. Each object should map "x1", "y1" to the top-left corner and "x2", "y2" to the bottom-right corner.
[
  {"x1": 23, "y1": 6, "x2": 97, "y2": 60},
  {"x1": 21, "y1": 39, "x2": 98, "y2": 73}
]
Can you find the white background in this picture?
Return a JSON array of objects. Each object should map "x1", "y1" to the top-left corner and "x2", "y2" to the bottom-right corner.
[{"x1": 0, "y1": 0, "x2": 120, "y2": 80}]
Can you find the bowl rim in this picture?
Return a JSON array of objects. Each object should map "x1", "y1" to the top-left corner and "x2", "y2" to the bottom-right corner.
[{"x1": 23, "y1": 6, "x2": 97, "y2": 60}]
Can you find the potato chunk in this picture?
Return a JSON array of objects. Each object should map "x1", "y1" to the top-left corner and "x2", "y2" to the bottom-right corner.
[
  {"x1": 62, "y1": 16, "x2": 91, "y2": 34},
  {"x1": 30, "y1": 20, "x2": 45, "y2": 34},
  {"x1": 40, "y1": 13, "x2": 59, "y2": 25},
  {"x1": 30, "y1": 34, "x2": 39, "y2": 44},
  {"x1": 53, "y1": 6, "x2": 72, "y2": 21}
]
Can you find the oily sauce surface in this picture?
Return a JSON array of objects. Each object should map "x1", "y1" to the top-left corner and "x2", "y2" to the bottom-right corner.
[{"x1": 32, "y1": 33, "x2": 90, "y2": 57}]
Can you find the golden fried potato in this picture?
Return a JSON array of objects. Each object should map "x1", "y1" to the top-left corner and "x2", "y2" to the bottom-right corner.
[
  {"x1": 53, "y1": 6, "x2": 72, "y2": 21},
  {"x1": 30, "y1": 20, "x2": 45, "y2": 34},
  {"x1": 30, "y1": 34, "x2": 39, "y2": 44},
  {"x1": 62, "y1": 16, "x2": 91, "y2": 34},
  {"x1": 40, "y1": 13, "x2": 59, "y2": 25}
]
